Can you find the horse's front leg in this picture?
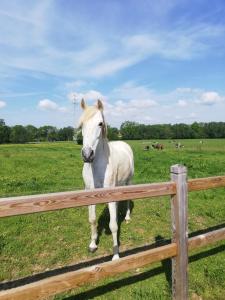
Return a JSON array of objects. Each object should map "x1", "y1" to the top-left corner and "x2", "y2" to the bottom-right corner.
[
  {"x1": 108, "y1": 202, "x2": 119, "y2": 260},
  {"x1": 88, "y1": 204, "x2": 98, "y2": 252},
  {"x1": 125, "y1": 180, "x2": 132, "y2": 223},
  {"x1": 125, "y1": 200, "x2": 131, "y2": 222}
]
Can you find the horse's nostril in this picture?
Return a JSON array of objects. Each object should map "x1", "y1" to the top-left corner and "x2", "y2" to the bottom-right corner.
[{"x1": 82, "y1": 147, "x2": 94, "y2": 162}]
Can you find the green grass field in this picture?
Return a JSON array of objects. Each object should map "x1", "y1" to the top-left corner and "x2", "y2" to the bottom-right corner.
[{"x1": 0, "y1": 139, "x2": 225, "y2": 299}]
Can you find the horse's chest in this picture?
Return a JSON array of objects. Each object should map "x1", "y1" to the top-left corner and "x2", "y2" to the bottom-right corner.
[{"x1": 82, "y1": 164, "x2": 107, "y2": 188}]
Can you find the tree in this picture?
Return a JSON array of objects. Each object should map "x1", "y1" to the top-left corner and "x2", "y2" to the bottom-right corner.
[
  {"x1": 47, "y1": 127, "x2": 58, "y2": 142},
  {"x1": 120, "y1": 121, "x2": 140, "y2": 139},
  {"x1": 107, "y1": 126, "x2": 119, "y2": 140},
  {"x1": 26, "y1": 125, "x2": 38, "y2": 142},
  {"x1": 10, "y1": 125, "x2": 28, "y2": 143},
  {"x1": 172, "y1": 124, "x2": 195, "y2": 139},
  {"x1": 191, "y1": 122, "x2": 205, "y2": 138},
  {"x1": 58, "y1": 127, "x2": 74, "y2": 141},
  {"x1": 0, "y1": 124, "x2": 11, "y2": 144},
  {"x1": 2, "y1": 120, "x2": 225, "y2": 144},
  {"x1": 75, "y1": 130, "x2": 83, "y2": 145},
  {"x1": 38, "y1": 126, "x2": 58, "y2": 141}
]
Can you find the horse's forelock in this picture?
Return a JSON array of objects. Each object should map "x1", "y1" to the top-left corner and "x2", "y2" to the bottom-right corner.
[
  {"x1": 78, "y1": 106, "x2": 107, "y2": 137},
  {"x1": 78, "y1": 106, "x2": 98, "y2": 127}
]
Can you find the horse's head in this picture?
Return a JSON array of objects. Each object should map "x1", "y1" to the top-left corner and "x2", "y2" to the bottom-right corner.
[{"x1": 79, "y1": 99, "x2": 107, "y2": 163}]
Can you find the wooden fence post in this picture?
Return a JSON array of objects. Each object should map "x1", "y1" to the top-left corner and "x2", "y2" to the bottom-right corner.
[{"x1": 170, "y1": 164, "x2": 188, "y2": 300}]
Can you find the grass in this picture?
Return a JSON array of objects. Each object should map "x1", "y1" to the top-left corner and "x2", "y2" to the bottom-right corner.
[{"x1": 0, "y1": 139, "x2": 225, "y2": 299}]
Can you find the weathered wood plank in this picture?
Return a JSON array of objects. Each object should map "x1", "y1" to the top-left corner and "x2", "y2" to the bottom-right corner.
[
  {"x1": 188, "y1": 176, "x2": 225, "y2": 191},
  {"x1": 1, "y1": 175, "x2": 225, "y2": 218},
  {"x1": 189, "y1": 227, "x2": 225, "y2": 250},
  {"x1": 0, "y1": 243, "x2": 177, "y2": 300},
  {"x1": 170, "y1": 164, "x2": 188, "y2": 300},
  {"x1": 0, "y1": 182, "x2": 176, "y2": 218}
]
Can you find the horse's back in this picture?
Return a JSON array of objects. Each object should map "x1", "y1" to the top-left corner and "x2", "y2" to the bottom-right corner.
[
  {"x1": 108, "y1": 141, "x2": 134, "y2": 184},
  {"x1": 109, "y1": 141, "x2": 133, "y2": 161}
]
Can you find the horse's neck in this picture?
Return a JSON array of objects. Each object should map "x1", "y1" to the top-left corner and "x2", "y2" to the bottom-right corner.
[{"x1": 94, "y1": 138, "x2": 109, "y2": 162}]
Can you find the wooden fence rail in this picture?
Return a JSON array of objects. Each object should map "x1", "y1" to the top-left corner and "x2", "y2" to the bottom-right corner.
[
  {"x1": 0, "y1": 181, "x2": 176, "y2": 218},
  {"x1": 0, "y1": 165, "x2": 225, "y2": 300}
]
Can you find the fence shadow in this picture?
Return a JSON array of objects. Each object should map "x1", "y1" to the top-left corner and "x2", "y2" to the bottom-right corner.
[
  {"x1": 65, "y1": 242, "x2": 225, "y2": 300},
  {"x1": 189, "y1": 222, "x2": 225, "y2": 238},
  {"x1": 155, "y1": 235, "x2": 172, "y2": 289},
  {"x1": 0, "y1": 234, "x2": 164, "y2": 292},
  {"x1": 0, "y1": 223, "x2": 224, "y2": 299},
  {"x1": 96, "y1": 200, "x2": 134, "y2": 246}
]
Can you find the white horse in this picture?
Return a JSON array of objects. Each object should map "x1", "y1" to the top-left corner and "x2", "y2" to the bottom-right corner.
[{"x1": 79, "y1": 99, "x2": 134, "y2": 260}]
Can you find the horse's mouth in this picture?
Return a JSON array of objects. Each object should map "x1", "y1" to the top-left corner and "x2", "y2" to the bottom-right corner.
[{"x1": 82, "y1": 156, "x2": 94, "y2": 163}]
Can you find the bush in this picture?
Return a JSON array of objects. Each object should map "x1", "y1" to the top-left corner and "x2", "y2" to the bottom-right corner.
[{"x1": 75, "y1": 130, "x2": 83, "y2": 145}]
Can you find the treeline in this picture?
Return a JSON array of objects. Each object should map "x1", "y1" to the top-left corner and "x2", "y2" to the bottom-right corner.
[
  {"x1": 0, "y1": 119, "x2": 120, "y2": 144},
  {"x1": 0, "y1": 119, "x2": 74, "y2": 144},
  {"x1": 120, "y1": 121, "x2": 225, "y2": 139},
  {"x1": 1, "y1": 119, "x2": 225, "y2": 144}
]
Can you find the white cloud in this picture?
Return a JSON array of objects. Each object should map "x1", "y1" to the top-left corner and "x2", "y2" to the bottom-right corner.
[
  {"x1": 89, "y1": 56, "x2": 140, "y2": 78},
  {"x1": 38, "y1": 99, "x2": 68, "y2": 112},
  {"x1": 102, "y1": 82, "x2": 225, "y2": 126},
  {"x1": 130, "y1": 99, "x2": 157, "y2": 108},
  {"x1": 67, "y1": 90, "x2": 105, "y2": 103},
  {"x1": 1, "y1": 1, "x2": 225, "y2": 79},
  {"x1": 177, "y1": 100, "x2": 188, "y2": 107},
  {"x1": 175, "y1": 112, "x2": 197, "y2": 120},
  {"x1": 90, "y1": 24, "x2": 225, "y2": 77},
  {"x1": 85, "y1": 90, "x2": 105, "y2": 101},
  {"x1": 197, "y1": 91, "x2": 224, "y2": 106},
  {"x1": 170, "y1": 88, "x2": 224, "y2": 107},
  {"x1": 175, "y1": 87, "x2": 197, "y2": 94},
  {"x1": 111, "y1": 81, "x2": 156, "y2": 101},
  {"x1": 38, "y1": 99, "x2": 58, "y2": 110},
  {"x1": 103, "y1": 82, "x2": 159, "y2": 125},
  {"x1": 57, "y1": 106, "x2": 68, "y2": 113},
  {"x1": 0, "y1": 91, "x2": 44, "y2": 98},
  {"x1": 189, "y1": 112, "x2": 197, "y2": 118},
  {"x1": 175, "y1": 115, "x2": 183, "y2": 120},
  {"x1": 0, "y1": 100, "x2": 6, "y2": 109}
]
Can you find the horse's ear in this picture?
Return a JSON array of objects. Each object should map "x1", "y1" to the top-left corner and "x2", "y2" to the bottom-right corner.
[
  {"x1": 81, "y1": 98, "x2": 86, "y2": 110},
  {"x1": 97, "y1": 99, "x2": 103, "y2": 111}
]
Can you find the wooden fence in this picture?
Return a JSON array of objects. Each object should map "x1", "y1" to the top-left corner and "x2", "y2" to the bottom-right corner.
[{"x1": 0, "y1": 164, "x2": 225, "y2": 300}]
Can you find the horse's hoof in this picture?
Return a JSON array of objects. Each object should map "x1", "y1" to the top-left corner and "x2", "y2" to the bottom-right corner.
[
  {"x1": 125, "y1": 217, "x2": 131, "y2": 223},
  {"x1": 112, "y1": 254, "x2": 120, "y2": 261},
  {"x1": 89, "y1": 246, "x2": 98, "y2": 253}
]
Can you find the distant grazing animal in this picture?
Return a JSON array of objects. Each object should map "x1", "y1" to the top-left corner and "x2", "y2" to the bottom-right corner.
[
  {"x1": 144, "y1": 145, "x2": 150, "y2": 151},
  {"x1": 199, "y1": 140, "x2": 203, "y2": 150},
  {"x1": 152, "y1": 143, "x2": 164, "y2": 150},
  {"x1": 79, "y1": 99, "x2": 134, "y2": 260},
  {"x1": 175, "y1": 142, "x2": 184, "y2": 149}
]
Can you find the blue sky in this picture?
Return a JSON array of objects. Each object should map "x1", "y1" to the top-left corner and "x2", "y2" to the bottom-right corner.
[{"x1": 0, "y1": 0, "x2": 225, "y2": 127}]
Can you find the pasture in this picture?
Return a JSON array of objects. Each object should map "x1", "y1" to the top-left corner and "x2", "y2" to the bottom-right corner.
[{"x1": 0, "y1": 139, "x2": 225, "y2": 299}]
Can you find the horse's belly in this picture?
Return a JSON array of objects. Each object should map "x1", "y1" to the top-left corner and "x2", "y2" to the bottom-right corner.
[
  {"x1": 109, "y1": 142, "x2": 134, "y2": 185},
  {"x1": 116, "y1": 162, "x2": 132, "y2": 184}
]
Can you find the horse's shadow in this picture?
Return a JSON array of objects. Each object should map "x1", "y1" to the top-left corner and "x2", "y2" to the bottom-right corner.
[{"x1": 96, "y1": 200, "x2": 134, "y2": 246}]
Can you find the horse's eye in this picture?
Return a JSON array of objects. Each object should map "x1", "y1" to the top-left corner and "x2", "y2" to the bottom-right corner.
[{"x1": 98, "y1": 122, "x2": 103, "y2": 127}]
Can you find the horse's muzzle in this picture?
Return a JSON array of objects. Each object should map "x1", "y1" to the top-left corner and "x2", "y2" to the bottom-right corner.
[{"x1": 82, "y1": 147, "x2": 94, "y2": 163}]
